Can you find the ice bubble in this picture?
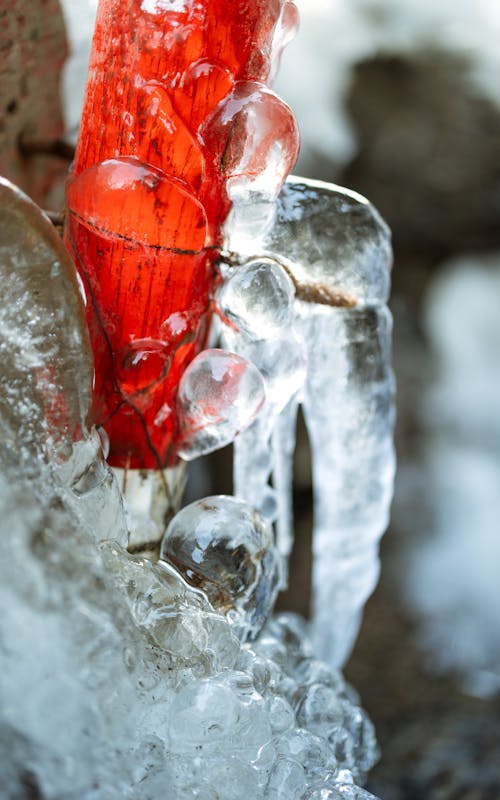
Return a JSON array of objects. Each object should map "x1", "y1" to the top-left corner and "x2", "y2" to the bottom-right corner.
[
  {"x1": 160, "y1": 495, "x2": 282, "y2": 640},
  {"x1": 176, "y1": 348, "x2": 266, "y2": 459},
  {"x1": 217, "y1": 258, "x2": 295, "y2": 340}
]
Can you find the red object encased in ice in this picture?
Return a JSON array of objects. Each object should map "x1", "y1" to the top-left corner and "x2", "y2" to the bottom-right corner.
[{"x1": 65, "y1": 0, "x2": 298, "y2": 468}]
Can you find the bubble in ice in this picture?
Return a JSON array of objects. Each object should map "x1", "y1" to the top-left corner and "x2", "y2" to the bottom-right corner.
[
  {"x1": 160, "y1": 495, "x2": 282, "y2": 640},
  {"x1": 176, "y1": 348, "x2": 266, "y2": 459},
  {"x1": 217, "y1": 258, "x2": 295, "y2": 339}
]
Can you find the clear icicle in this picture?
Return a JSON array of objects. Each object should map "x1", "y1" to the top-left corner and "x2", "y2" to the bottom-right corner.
[
  {"x1": 299, "y1": 305, "x2": 395, "y2": 666},
  {"x1": 271, "y1": 395, "x2": 300, "y2": 562},
  {"x1": 222, "y1": 176, "x2": 395, "y2": 666}
]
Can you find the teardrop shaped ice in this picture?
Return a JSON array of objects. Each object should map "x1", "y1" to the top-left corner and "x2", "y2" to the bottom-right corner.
[
  {"x1": 160, "y1": 494, "x2": 282, "y2": 640},
  {"x1": 176, "y1": 348, "x2": 266, "y2": 459},
  {"x1": 217, "y1": 258, "x2": 295, "y2": 340}
]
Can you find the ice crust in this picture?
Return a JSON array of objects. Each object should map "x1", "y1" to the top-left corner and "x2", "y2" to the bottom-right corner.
[
  {"x1": 224, "y1": 177, "x2": 395, "y2": 666},
  {"x1": 0, "y1": 456, "x2": 380, "y2": 799}
]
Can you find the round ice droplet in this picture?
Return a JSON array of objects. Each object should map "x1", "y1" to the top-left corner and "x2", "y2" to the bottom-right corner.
[
  {"x1": 116, "y1": 338, "x2": 171, "y2": 396},
  {"x1": 217, "y1": 259, "x2": 295, "y2": 340},
  {"x1": 160, "y1": 495, "x2": 282, "y2": 640},
  {"x1": 176, "y1": 348, "x2": 265, "y2": 460},
  {"x1": 66, "y1": 157, "x2": 208, "y2": 251}
]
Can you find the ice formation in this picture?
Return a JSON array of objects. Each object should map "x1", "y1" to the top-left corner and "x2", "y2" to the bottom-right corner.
[
  {"x1": 221, "y1": 177, "x2": 395, "y2": 667},
  {"x1": 0, "y1": 172, "x2": 386, "y2": 798},
  {"x1": 160, "y1": 495, "x2": 282, "y2": 641},
  {"x1": 0, "y1": 182, "x2": 380, "y2": 799},
  {"x1": 0, "y1": 0, "x2": 396, "y2": 795}
]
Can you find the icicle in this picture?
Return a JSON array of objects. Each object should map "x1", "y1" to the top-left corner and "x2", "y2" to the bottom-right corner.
[
  {"x1": 261, "y1": 176, "x2": 395, "y2": 667},
  {"x1": 222, "y1": 176, "x2": 394, "y2": 664}
]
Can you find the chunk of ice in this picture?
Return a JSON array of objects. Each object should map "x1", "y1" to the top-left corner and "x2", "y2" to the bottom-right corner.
[
  {"x1": 160, "y1": 495, "x2": 282, "y2": 640},
  {"x1": 176, "y1": 348, "x2": 266, "y2": 460},
  {"x1": 217, "y1": 258, "x2": 295, "y2": 340}
]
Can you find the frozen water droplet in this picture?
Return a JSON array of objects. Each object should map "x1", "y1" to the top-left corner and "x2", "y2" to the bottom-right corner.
[
  {"x1": 160, "y1": 495, "x2": 282, "y2": 640},
  {"x1": 66, "y1": 157, "x2": 208, "y2": 250},
  {"x1": 173, "y1": 59, "x2": 234, "y2": 133},
  {"x1": 176, "y1": 348, "x2": 266, "y2": 459},
  {"x1": 265, "y1": 757, "x2": 306, "y2": 798},
  {"x1": 202, "y1": 81, "x2": 299, "y2": 243},
  {"x1": 116, "y1": 338, "x2": 172, "y2": 396},
  {"x1": 217, "y1": 258, "x2": 295, "y2": 339},
  {"x1": 264, "y1": 177, "x2": 392, "y2": 305}
]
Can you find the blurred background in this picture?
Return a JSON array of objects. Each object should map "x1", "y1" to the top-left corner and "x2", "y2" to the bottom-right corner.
[
  {"x1": 2, "y1": 1, "x2": 499, "y2": 797},
  {"x1": 275, "y1": 2, "x2": 500, "y2": 797}
]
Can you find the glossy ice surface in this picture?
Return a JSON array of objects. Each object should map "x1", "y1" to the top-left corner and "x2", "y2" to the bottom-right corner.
[
  {"x1": 65, "y1": 0, "x2": 299, "y2": 468},
  {"x1": 160, "y1": 495, "x2": 282, "y2": 640}
]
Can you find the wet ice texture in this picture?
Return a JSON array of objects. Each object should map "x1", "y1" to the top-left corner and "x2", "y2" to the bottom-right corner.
[
  {"x1": 0, "y1": 458, "x2": 380, "y2": 798},
  {"x1": 0, "y1": 177, "x2": 127, "y2": 547},
  {"x1": 0, "y1": 179, "x2": 380, "y2": 793},
  {"x1": 160, "y1": 495, "x2": 282, "y2": 641},
  {"x1": 223, "y1": 177, "x2": 395, "y2": 667},
  {"x1": 176, "y1": 348, "x2": 266, "y2": 460},
  {"x1": 0, "y1": 177, "x2": 92, "y2": 466}
]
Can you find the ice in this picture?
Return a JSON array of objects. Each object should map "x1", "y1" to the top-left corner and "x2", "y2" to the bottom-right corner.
[
  {"x1": 217, "y1": 258, "x2": 295, "y2": 340},
  {"x1": 0, "y1": 177, "x2": 92, "y2": 467},
  {"x1": 160, "y1": 495, "x2": 282, "y2": 641},
  {"x1": 202, "y1": 81, "x2": 300, "y2": 243},
  {"x1": 0, "y1": 423, "x2": 380, "y2": 799},
  {"x1": 176, "y1": 348, "x2": 266, "y2": 460},
  {"x1": 221, "y1": 176, "x2": 395, "y2": 666},
  {"x1": 0, "y1": 177, "x2": 128, "y2": 548}
]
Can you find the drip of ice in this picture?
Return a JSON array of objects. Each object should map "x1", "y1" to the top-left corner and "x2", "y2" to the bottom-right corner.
[
  {"x1": 222, "y1": 176, "x2": 395, "y2": 667},
  {"x1": 160, "y1": 495, "x2": 282, "y2": 641},
  {"x1": 0, "y1": 177, "x2": 128, "y2": 548},
  {"x1": 176, "y1": 348, "x2": 266, "y2": 460}
]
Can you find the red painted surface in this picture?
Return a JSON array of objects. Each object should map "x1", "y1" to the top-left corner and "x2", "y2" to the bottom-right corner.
[{"x1": 65, "y1": 0, "x2": 298, "y2": 468}]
